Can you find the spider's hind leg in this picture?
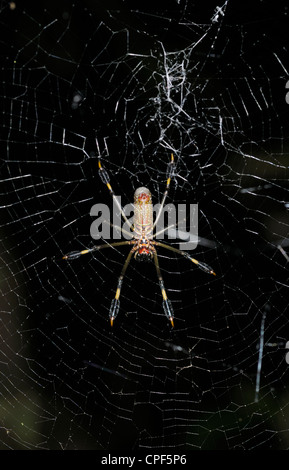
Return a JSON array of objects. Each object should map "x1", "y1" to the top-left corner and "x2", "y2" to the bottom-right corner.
[
  {"x1": 154, "y1": 241, "x2": 216, "y2": 276},
  {"x1": 109, "y1": 247, "x2": 135, "y2": 326},
  {"x1": 153, "y1": 249, "x2": 174, "y2": 327}
]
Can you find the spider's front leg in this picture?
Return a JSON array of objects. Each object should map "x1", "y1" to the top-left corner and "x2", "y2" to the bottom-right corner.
[
  {"x1": 153, "y1": 153, "x2": 175, "y2": 229},
  {"x1": 98, "y1": 158, "x2": 133, "y2": 231}
]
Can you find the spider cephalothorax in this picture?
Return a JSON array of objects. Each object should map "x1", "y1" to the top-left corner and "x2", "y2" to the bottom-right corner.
[{"x1": 134, "y1": 239, "x2": 154, "y2": 262}]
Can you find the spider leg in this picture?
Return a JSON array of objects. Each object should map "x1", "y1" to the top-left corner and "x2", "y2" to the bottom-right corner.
[
  {"x1": 153, "y1": 211, "x2": 187, "y2": 239},
  {"x1": 62, "y1": 241, "x2": 133, "y2": 260},
  {"x1": 102, "y1": 219, "x2": 133, "y2": 240},
  {"x1": 154, "y1": 223, "x2": 176, "y2": 239},
  {"x1": 154, "y1": 241, "x2": 216, "y2": 276},
  {"x1": 98, "y1": 159, "x2": 133, "y2": 230},
  {"x1": 153, "y1": 153, "x2": 175, "y2": 229},
  {"x1": 109, "y1": 247, "x2": 136, "y2": 326},
  {"x1": 153, "y1": 249, "x2": 174, "y2": 327}
]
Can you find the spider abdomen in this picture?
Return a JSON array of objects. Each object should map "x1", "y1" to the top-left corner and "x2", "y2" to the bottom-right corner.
[{"x1": 133, "y1": 187, "x2": 153, "y2": 240}]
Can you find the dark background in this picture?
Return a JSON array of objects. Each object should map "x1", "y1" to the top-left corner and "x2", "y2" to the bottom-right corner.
[{"x1": 1, "y1": 0, "x2": 289, "y2": 451}]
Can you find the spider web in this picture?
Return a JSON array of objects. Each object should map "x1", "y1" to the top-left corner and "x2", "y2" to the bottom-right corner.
[{"x1": 1, "y1": 0, "x2": 289, "y2": 452}]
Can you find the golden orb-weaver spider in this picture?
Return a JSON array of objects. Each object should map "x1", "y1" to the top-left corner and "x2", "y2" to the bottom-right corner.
[{"x1": 63, "y1": 154, "x2": 215, "y2": 326}]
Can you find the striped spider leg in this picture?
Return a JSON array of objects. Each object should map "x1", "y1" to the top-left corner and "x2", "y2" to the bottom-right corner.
[
  {"x1": 149, "y1": 239, "x2": 216, "y2": 328},
  {"x1": 151, "y1": 240, "x2": 215, "y2": 325},
  {"x1": 153, "y1": 241, "x2": 216, "y2": 277},
  {"x1": 62, "y1": 158, "x2": 135, "y2": 325},
  {"x1": 152, "y1": 247, "x2": 175, "y2": 327}
]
